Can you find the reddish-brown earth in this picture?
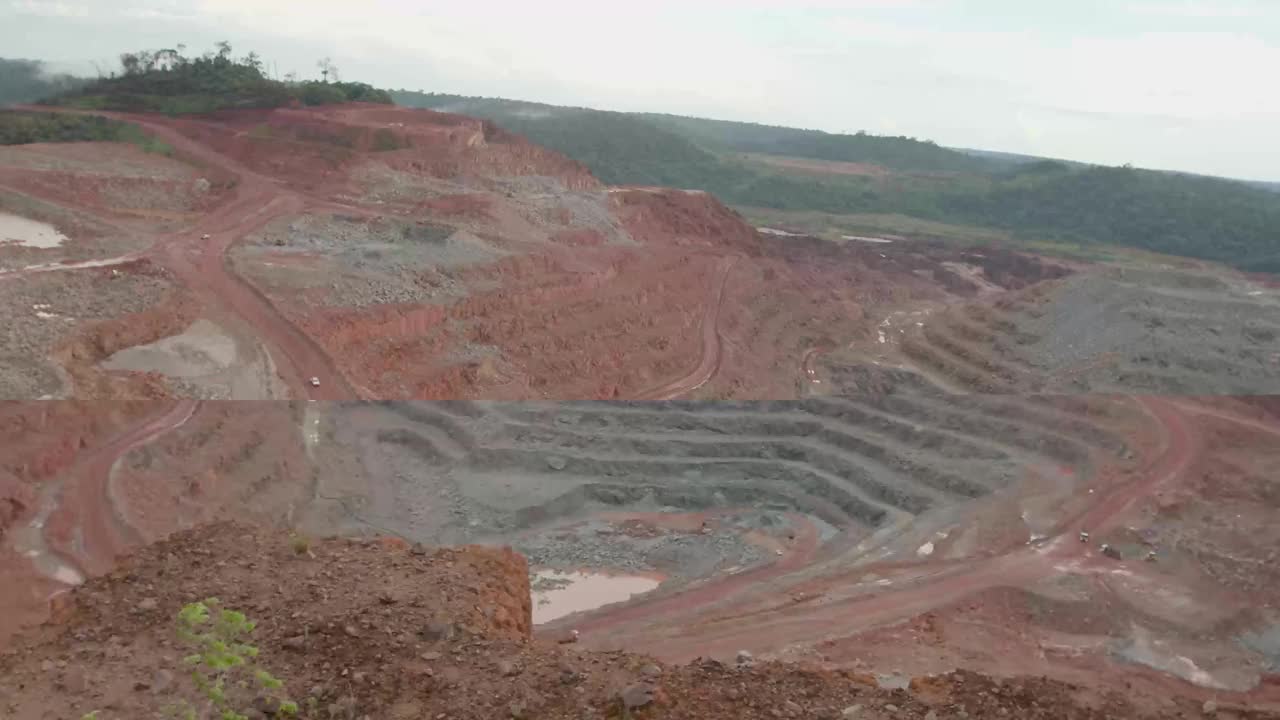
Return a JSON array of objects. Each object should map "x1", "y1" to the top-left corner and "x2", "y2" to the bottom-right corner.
[
  {"x1": 3, "y1": 100, "x2": 1279, "y2": 720},
  {"x1": 5, "y1": 522, "x2": 1265, "y2": 720},
  {"x1": 0, "y1": 401, "x2": 308, "y2": 644},
  {"x1": 2, "y1": 395, "x2": 1278, "y2": 716},
  {"x1": 1, "y1": 103, "x2": 1070, "y2": 400}
]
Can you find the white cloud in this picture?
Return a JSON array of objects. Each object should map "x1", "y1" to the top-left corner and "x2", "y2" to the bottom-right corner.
[
  {"x1": 1129, "y1": 0, "x2": 1266, "y2": 18},
  {"x1": 6, "y1": 0, "x2": 90, "y2": 17}
]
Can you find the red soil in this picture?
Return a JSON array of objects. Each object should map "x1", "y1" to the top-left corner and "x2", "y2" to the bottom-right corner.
[
  {"x1": 5, "y1": 104, "x2": 1068, "y2": 401},
  {"x1": 0, "y1": 400, "x2": 308, "y2": 644}
]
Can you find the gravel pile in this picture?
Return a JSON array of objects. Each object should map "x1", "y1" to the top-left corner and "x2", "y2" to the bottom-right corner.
[
  {"x1": 1011, "y1": 274, "x2": 1150, "y2": 372},
  {"x1": 494, "y1": 176, "x2": 632, "y2": 245},
  {"x1": 241, "y1": 212, "x2": 506, "y2": 308},
  {"x1": 1011, "y1": 268, "x2": 1280, "y2": 394}
]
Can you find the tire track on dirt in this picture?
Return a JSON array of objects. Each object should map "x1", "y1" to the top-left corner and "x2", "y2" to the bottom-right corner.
[
  {"x1": 633, "y1": 256, "x2": 737, "y2": 400},
  {"x1": 7, "y1": 400, "x2": 200, "y2": 592}
]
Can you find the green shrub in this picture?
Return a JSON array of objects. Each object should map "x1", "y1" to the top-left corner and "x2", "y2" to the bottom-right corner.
[
  {"x1": 0, "y1": 111, "x2": 128, "y2": 145},
  {"x1": 172, "y1": 598, "x2": 298, "y2": 720}
]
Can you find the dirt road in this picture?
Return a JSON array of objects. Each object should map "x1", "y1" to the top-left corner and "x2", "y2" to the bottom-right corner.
[
  {"x1": 561, "y1": 509, "x2": 821, "y2": 636},
  {"x1": 574, "y1": 397, "x2": 1199, "y2": 662},
  {"x1": 3, "y1": 400, "x2": 199, "y2": 642},
  {"x1": 11, "y1": 106, "x2": 356, "y2": 400},
  {"x1": 1170, "y1": 400, "x2": 1280, "y2": 439},
  {"x1": 799, "y1": 343, "x2": 836, "y2": 393},
  {"x1": 634, "y1": 256, "x2": 736, "y2": 400},
  {"x1": 114, "y1": 113, "x2": 356, "y2": 400}
]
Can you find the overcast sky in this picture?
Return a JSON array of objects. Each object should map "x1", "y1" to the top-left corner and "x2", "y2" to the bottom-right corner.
[{"x1": 3, "y1": 0, "x2": 1277, "y2": 181}]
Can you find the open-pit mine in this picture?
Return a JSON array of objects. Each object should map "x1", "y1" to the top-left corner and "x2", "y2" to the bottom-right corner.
[
  {"x1": 2, "y1": 102, "x2": 1279, "y2": 718},
  {"x1": 3, "y1": 395, "x2": 1279, "y2": 716},
  {"x1": 3, "y1": 104, "x2": 1277, "y2": 401}
]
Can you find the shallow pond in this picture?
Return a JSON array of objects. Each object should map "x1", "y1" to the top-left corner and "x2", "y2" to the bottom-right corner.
[
  {"x1": 532, "y1": 569, "x2": 660, "y2": 624},
  {"x1": 0, "y1": 212, "x2": 67, "y2": 249}
]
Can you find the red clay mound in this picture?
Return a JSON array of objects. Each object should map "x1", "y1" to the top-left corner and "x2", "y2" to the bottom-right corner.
[
  {"x1": 0, "y1": 522, "x2": 1228, "y2": 720},
  {"x1": 157, "y1": 104, "x2": 600, "y2": 194},
  {"x1": 610, "y1": 187, "x2": 762, "y2": 253}
]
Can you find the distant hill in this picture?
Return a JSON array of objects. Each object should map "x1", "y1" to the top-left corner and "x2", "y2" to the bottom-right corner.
[
  {"x1": 398, "y1": 93, "x2": 732, "y2": 187},
  {"x1": 395, "y1": 92, "x2": 987, "y2": 177},
  {"x1": 951, "y1": 147, "x2": 1089, "y2": 170},
  {"x1": 636, "y1": 113, "x2": 993, "y2": 174},
  {"x1": 395, "y1": 91, "x2": 1280, "y2": 272}
]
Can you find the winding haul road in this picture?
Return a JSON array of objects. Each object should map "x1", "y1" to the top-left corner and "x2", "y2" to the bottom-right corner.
[
  {"x1": 568, "y1": 396, "x2": 1201, "y2": 663},
  {"x1": 634, "y1": 256, "x2": 737, "y2": 400},
  {"x1": 7, "y1": 400, "x2": 200, "y2": 605},
  {"x1": 10, "y1": 106, "x2": 356, "y2": 400},
  {"x1": 11, "y1": 106, "x2": 747, "y2": 403}
]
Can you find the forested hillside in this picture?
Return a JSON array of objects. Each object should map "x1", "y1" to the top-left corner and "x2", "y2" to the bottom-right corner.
[
  {"x1": 395, "y1": 91, "x2": 1280, "y2": 272},
  {"x1": 638, "y1": 112, "x2": 992, "y2": 174}
]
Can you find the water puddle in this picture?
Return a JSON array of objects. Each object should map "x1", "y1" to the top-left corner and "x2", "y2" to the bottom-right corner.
[
  {"x1": 842, "y1": 235, "x2": 894, "y2": 244},
  {"x1": 531, "y1": 570, "x2": 660, "y2": 624},
  {"x1": 102, "y1": 319, "x2": 237, "y2": 378},
  {"x1": 758, "y1": 227, "x2": 805, "y2": 237},
  {"x1": 0, "y1": 254, "x2": 138, "y2": 278},
  {"x1": 0, "y1": 212, "x2": 67, "y2": 248},
  {"x1": 9, "y1": 482, "x2": 85, "y2": 587}
]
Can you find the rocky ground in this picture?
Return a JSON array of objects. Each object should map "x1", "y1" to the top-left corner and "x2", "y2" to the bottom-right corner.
[
  {"x1": 3, "y1": 522, "x2": 1259, "y2": 720},
  {"x1": 0, "y1": 104, "x2": 1081, "y2": 401},
  {"x1": 0, "y1": 260, "x2": 190, "y2": 399},
  {"x1": 845, "y1": 261, "x2": 1280, "y2": 396},
  {"x1": 3, "y1": 102, "x2": 1280, "y2": 720},
  {"x1": 2, "y1": 397, "x2": 1280, "y2": 716}
]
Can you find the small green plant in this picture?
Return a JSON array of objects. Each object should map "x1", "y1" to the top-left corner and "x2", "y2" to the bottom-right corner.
[
  {"x1": 288, "y1": 531, "x2": 313, "y2": 557},
  {"x1": 174, "y1": 597, "x2": 298, "y2": 720},
  {"x1": 80, "y1": 712, "x2": 101, "y2": 720}
]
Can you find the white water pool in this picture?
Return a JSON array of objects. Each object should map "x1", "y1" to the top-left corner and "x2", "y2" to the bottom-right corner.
[
  {"x1": 532, "y1": 570, "x2": 660, "y2": 624},
  {"x1": 0, "y1": 212, "x2": 67, "y2": 249}
]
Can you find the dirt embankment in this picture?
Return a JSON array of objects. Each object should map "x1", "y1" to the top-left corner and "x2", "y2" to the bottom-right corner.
[
  {"x1": 0, "y1": 522, "x2": 1237, "y2": 720},
  {"x1": 0, "y1": 400, "x2": 317, "y2": 645},
  {"x1": 166, "y1": 104, "x2": 600, "y2": 196}
]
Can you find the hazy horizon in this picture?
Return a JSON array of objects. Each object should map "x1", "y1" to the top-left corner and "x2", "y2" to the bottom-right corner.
[{"x1": 2, "y1": 0, "x2": 1276, "y2": 182}]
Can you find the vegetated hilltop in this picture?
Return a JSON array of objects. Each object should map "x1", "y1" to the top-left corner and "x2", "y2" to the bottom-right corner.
[
  {"x1": 34, "y1": 43, "x2": 391, "y2": 115},
  {"x1": 0, "y1": 522, "x2": 1226, "y2": 720},
  {"x1": 395, "y1": 91, "x2": 1280, "y2": 273}
]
